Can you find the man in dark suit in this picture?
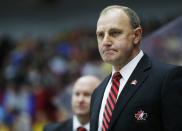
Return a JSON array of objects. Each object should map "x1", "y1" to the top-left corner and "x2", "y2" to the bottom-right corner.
[
  {"x1": 44, "y1": 75, "x2": 101, "y2": 131},
  {"x1": 90, "y1": 5, "x2": 182, "y2": 131}
]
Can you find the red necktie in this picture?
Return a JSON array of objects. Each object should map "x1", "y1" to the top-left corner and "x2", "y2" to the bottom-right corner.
[
  {"x1": 102, "y1": 72, "x2": 122, "y2": 131},
  {"x1": 77, "y1": 127, "x2": 87, "y2": 131}
]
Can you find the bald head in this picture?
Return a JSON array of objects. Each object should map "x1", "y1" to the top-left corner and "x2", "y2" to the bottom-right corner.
[
  {"x1": 99, "y1": 5, "x2": 141, "y2": 29},
  {"x1": 73, "y1": 75, "x2": 101, "y2": 91},
  {"x1": 72, "y1": 75, "x2": 100, "y2": 120}
]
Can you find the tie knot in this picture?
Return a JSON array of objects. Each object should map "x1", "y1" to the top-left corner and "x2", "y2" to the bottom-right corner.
[
  {"x1": 112, "y1": 72, "x2": 122, "y2": 80},
  {"x1": 77, "y1": 127, "x2": 87, "y2": 131}
]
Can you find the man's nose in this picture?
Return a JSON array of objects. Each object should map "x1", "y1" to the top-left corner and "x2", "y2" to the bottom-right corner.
[
  {"x1": 102, "y1": 34, "x2": 112, "y2": 45},
  {"x1": 78, "y1": 95, "x2": 84, "y2": 102}
]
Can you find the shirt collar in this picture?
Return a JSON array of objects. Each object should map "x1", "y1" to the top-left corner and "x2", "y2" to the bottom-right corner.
[
  {"x1": 112, "y1": 50, "x2": 144, "y2": 80},
  {"x1": 73, "y1": 115, "x2": 89, "y2": 131}
]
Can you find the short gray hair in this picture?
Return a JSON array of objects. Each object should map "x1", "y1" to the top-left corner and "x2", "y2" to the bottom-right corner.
[{"x1": 100, "y1": 5, "x2": 141, "y2": 29}]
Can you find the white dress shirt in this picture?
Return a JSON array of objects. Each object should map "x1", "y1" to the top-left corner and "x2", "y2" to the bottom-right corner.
[
  {"x1": 73, "y1": 115, "x2": 89, "y2": 131},
  {"x1": 98, "y1": 50, "x2": 144, "y2": 131}
]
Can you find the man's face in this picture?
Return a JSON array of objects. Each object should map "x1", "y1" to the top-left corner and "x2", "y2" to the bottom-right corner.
[
  {"x1": 72, "y1": 80, "x2": 95, "y2": 117},
  {"x1": 96, "y1": 9, "x2": 139, "y2": 68}
]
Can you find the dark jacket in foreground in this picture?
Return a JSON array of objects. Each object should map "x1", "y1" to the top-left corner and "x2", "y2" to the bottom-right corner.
[{"x1": 90, "y1": 54, "x2": 182, "y2": 131}]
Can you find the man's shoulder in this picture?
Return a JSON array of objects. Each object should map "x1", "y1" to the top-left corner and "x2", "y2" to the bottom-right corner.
[
  {"x1": 152, "y1": 58, "x2": 179, "y2": 71},
  {"x1": 43, "y1": 122, "x2": 61, "y2": 131},
  {"x1": 44, "y1": 118, "x2": 73, "y2": 131},
  {"x1": 145, "y1": 55, "x2": 182, "y2": 81},
  {"x1": 143, "y1": 53, "x2": 178, "y2": 71}
]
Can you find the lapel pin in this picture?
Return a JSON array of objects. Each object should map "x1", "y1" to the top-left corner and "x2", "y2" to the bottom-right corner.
[
  {"x1": 130, "y1": 80, "x2": 138, "y2": 85},
  {"x1": 134, "y1": 110, "x2": 148, "y2": 121}
]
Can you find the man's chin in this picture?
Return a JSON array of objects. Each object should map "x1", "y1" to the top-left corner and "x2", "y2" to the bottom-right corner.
[{"x1": 75, "y1": 111, "x2": 88, "y2": 116}]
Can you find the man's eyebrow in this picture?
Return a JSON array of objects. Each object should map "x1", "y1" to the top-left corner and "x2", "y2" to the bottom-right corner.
[
  {"x1": 96, "y1": 30, "x2": 102, "y2": 34},
  {"x1": 110, "y1": 27, "x2": 117, "y2": 30}
]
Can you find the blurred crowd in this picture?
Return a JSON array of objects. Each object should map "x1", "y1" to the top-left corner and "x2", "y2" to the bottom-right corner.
[
  {"x1": 0, "y1": 28, "x2": 111, "y2": 131},
  {"x1": 0, "y1": 15, "x2": 181, "y2": 131},
  {"x1": 142, "y1": 15, "x2": 182, "y2": 65}
]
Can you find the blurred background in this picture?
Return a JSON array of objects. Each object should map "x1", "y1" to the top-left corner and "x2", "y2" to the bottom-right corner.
[{"x1": 0, "y1": 0, "x2": 182, "y2": 130}]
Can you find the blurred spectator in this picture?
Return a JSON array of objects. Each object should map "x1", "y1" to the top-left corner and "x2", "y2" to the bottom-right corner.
[{"x1": 44, "y1": 75, "x2": 101, "y2": 131}]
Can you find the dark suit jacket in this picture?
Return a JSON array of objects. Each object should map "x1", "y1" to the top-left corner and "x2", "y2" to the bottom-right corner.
[
  {"x1": 90, "y1": 54, "x2": 182, "y2": 131},
  {"x1": 44, "y1": 119, "x2": 72, "y2": 131}
]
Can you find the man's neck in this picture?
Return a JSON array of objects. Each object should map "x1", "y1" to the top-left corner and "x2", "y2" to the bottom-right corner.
[{"x1": 77, "y1": 115, "x2": 89, "y2": 125}]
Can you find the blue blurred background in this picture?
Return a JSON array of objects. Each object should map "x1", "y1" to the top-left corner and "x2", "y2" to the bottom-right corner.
[{"x1": 0, "y1": 0, "x2": 182, "y2": 130}]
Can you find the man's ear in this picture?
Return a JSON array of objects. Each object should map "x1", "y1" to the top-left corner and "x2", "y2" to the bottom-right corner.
[{"x1": 133, "y1": 27, "x2": 142, "y2": 44}]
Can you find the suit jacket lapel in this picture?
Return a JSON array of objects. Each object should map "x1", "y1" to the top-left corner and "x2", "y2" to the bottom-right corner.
[
  {"x1": 108, "y1": 54, "x2": 152, "y2": 130},
  {"x1": 91, "y1": 75, "x2": 111, "y2": 131}
]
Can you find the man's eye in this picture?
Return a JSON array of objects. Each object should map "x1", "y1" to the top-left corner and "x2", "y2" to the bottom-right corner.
[
  {"x1": 84, "y1": 92, "x2": 91, "y2": 97},
  {"x1": 75, "y1": 92, "x2": 80, "y2": 96},
  {"x1": 97, "y1": 32, "x2": 104, "y2": 38},
  {"x1": 110, "y1": 31, "x2": 121, "y2": 37}
]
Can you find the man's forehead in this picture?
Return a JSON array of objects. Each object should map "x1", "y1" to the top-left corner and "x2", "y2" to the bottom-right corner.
[
  {"x1": 96, "y1": 25, "x2": 120, "y2": 33},
  {"x1": 97, "y1": 14, "x2": 129, "y2": 32},
  {"x1": 73, "y1": 85, "x2": 93, "y2": 94},
  {"x1": 98, "y1": 9, "x2": 128, "y2": 23}
]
